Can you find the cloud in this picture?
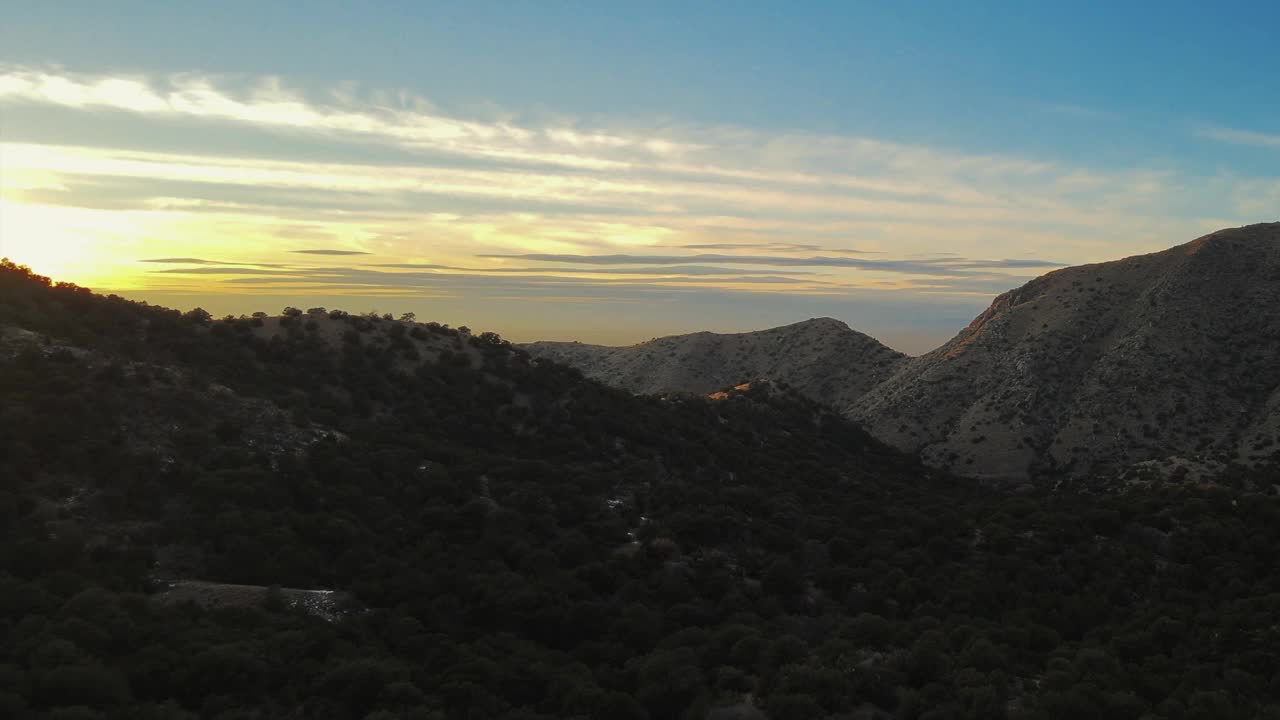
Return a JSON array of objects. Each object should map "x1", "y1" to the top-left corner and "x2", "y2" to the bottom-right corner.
[
  {"x1": 1198, "y1": 125, "x2": 1280, "y2": 151},
  {"x1": 150, "y1": 266, "x2": 291, "y2": 275},
  {"x1": 193, "y1": 266, "x2": 828, "y2": 292},
  {"x1": 146, "y1": 262, "x2": 829, "y2": 290},
  {"x1": 368, "y1": 262, "x2": 823, "y2": 276},
  {"x1": 289, "y1": 249, "x2": 371, "y2": 255},
  {"x1": 477, "y1": 252, "x2": 1065, "y2": 276},
  {"x1": 140, "y1": 257, "x2": 225, "y2": 264},
  {"x1": 0, "y1": 64, "x2": 1209, "y2": 225},
  {"x1": 0, "y1": 65, "x2": 668, "y2": 172},
  {"x1": 143, "y1": 263, "x2": 1043, "y2": 304},
  {"x1": 675, "y1": 242, "x2": 877, "y2": 255},
  {"x1": 153, "y1": 263, "x2": 783, "y2": 277},
  {"x1": 139, "y1": 257, "x2": 286, "y2": 267}
]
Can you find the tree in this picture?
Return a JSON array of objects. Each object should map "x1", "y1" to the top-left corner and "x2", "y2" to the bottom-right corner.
[
  {"x1": 764, "y1": 694, "x2": 821, "y2": 720},
  {"x1": 593, "y1": 692, "x2": 647, "y2": 720},
  {"x1": 183, "y1": 307, "x2": 212, "y2": 324},
  {"x1": 762, "y1": 557, "x2": 804, "y2": 600}
]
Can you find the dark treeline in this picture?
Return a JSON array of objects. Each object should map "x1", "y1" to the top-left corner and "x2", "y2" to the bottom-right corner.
[{"x1": 3, "y1": 259, "x2": 1280, "y2": 719}]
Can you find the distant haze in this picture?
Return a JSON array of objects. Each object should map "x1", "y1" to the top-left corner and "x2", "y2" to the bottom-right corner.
[{"x1": 129, "y1": 288, "x2": 987, "y2": 355}]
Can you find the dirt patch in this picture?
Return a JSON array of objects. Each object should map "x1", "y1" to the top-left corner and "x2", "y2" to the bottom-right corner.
[{"x1": 153, "y1": 580, "x2": 360, "y2": 621}]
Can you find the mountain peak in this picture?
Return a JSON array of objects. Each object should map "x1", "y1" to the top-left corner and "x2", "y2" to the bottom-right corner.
[
  {"x1": 1175, "y1": 221, "x2": 1280, "y2": 257},
  {"x1": 787, "y1": 316, "x2": 851, "y2": 331}
]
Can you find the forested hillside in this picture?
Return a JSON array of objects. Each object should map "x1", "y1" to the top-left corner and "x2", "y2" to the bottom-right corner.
[{"x1": 4, "y1": 259, "x2": 1280, "y2": 720}]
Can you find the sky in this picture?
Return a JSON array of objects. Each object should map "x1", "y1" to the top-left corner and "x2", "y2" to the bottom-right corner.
[{"x1": 1, "y1": 1, "x2": 1278, "y2": 353}]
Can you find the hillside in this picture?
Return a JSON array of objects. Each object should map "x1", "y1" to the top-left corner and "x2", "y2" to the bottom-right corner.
[
  {"x1": 524, "y1": 318, "x2": 907, "y2": 412},
  {"x1": 854, "y1": 222, "x2": 1280, "y2": 481},
  {"x1": 7, "y1": 259, "x2": 1280, "y2": 719}
]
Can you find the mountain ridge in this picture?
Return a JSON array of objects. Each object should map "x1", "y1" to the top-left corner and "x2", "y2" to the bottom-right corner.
[
  {"x1": 525, "y1": 223, "x2": 1280, "y2": 481},
  {"x1": 522, "y1": 316, "x2": 908, "y2": 413}
]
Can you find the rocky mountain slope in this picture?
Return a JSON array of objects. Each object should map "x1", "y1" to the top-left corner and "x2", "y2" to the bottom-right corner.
[
  {"x1": 530, "y1": 223, "x2": 1280, "y2": 482},
  {"x1": 523, "y1": 317, "x2": 907, "y2": 412},
  {"x1": 855, "y1": 222, "x2": 1280, "y2": 481}
]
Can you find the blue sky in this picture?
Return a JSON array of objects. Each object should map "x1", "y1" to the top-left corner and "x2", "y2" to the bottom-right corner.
[{"x1": 1, "y1": 1, "x2": 1277, "y2": 351}]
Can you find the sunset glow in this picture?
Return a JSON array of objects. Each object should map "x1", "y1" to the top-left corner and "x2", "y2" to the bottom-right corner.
[{"x1": 2, "y1": 3, "x2": 1277, "y2": 351}]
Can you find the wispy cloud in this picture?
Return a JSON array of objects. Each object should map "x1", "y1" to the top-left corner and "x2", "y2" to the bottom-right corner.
[
  {"x1": 0, "y1": 64, "x2": 1202, "y2": 226},
  {"x1": 674, "y1": 242, "x2": 877, "y2": 255},
  {"x1": 150, "y1": 264, "x2": 831, "y2": 292},
  {"x1": 290, "y1": 249, "x2": 371, "y2": 255},
  {"x1": 139, "y1": 257, "x2": 287, "y2": 267},
  {"x1": 0, "y1": 65, "x2": 684, "y2": 171},
  {"x1": 140, "y1": 257, "x2": 233, "y2": 265},
  {"x1": 478, "y1": 252, "x2": 1065, "y2": 275},
  {"x1": 1198, "y1": 125, "x2": 1280, "y2": 150},
  {"x1": 150, "y1": 266, "x2": 291, "y2": 275},
  {"x1": 147, "y1": 257, "x2": 826, "y2": 280},
  {"x1": 368, "y1": 262, "x2": 824, "y2": 276}
]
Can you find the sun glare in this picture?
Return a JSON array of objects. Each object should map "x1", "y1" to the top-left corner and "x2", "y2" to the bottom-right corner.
[{"x1": 0, "y1": 199, "x2": 132, "y2": 285}]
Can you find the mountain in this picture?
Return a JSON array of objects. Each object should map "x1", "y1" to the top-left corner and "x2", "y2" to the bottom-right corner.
[
  {"x1": 528, "y1": 224, "x2": 1280, "y2": 483},
  {"x1": 854, "y1": 222, "x2": 1280, "y2": 481},
  {"x1": 523, "y1": 317, "x2": 907, "y2": 412}
]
